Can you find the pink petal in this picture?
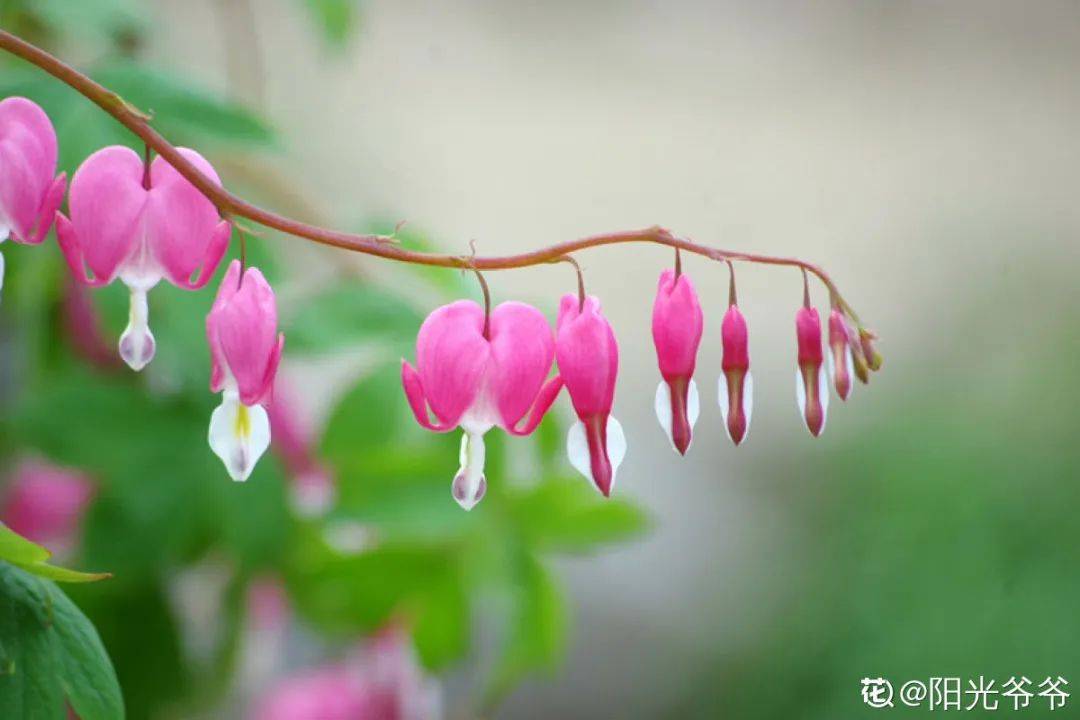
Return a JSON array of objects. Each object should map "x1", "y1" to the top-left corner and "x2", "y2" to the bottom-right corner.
[
  {"x1": 651, "y1": 269, "x2": 703, "y2": 381},
  {"x1": 411, "y1": 300, "x2": 489, "y2": 428},
  {"x1": 555, "y1": 293, "x2": 618, "y2": 419},
  {"x1": 206, "y1": 261, "x2": 242, "y2": 393},
  {"x1": 0, "y1": 97, "x2": 58, "y2": 243},
  {"x1": 401, "y1": 361, "x2": 458, "y2": 432},
  {"x1": 212, "y1": 265, "x2": 282, "y2": 405},
  {"x1": 506, "y1": 375, "x2": 563, "y2": 437},
  {"x1": 147, "y1": 148, "x2": 226, "y2": 288},
  {"x1": 487, "y1": 301, "x2": 556, "y2": 430},
  {"x1": 26, "y1": 172, "x2": 66, "y2": 245},
  {"x1": 64, "y1": 145, "x2": 147, "y2": 284}
]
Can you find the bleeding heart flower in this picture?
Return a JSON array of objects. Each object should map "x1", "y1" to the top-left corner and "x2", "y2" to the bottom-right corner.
[
  {"x1": 556, "y1": 293, "x2": 625, "y2": 497},
  {"x1": 827, "y1": 308, "x2": 854, "y2": 401},
  {"x1": 719, "y1": 302, "x2": 753, "y2": 446},
  {"x1": 56, "y1": 145, "x2": 230, "y2": 370},
  {"x1": 206, "y1": 261, "x2": 284, "y2": 481},
  {"x1": 795, "y1": 304, "x2": 828, "y2": 437},
  {"x1": 0, "y1": 97, "x2": 66, "y2": 299},
  {"x1": 651, "y1": 268, "x2": 703, "y2": 455},
  {"x1": 401, "y1": 300, "x2": 562, "y2": 510}
]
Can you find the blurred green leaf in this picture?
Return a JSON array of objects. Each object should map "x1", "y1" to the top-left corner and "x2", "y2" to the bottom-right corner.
[
  {"x1": 507, "y1": 477, "x2": 649, "y2": 553},
  {"x1": 302, "y1": 0, "x2": 361, "y2": 46},
  {"x1": 321, "y1": 363, "x2": 407, "y2": 461},
  {"x1": 20, "y1": 0, "x2": 146, "y2": 42},
  {"x1": 0, "y1": 59, "x2": 273, "y2": 175},
  {"x1": 285, "y1": 283, "x2": 422, "y2": 356},
  {"x1": 486, "y1": 552, "x2": 565, "y2": 706},
  {"x1": 0, "y1": 563, "x2": 124, "y2": 720}
]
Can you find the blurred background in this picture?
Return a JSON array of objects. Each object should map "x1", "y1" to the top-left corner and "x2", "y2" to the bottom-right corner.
[{"x1": 2, "y1": 1, "x2": 1080, "y2": 718}]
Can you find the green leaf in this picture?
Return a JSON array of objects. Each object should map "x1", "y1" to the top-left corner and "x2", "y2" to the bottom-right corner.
[
  {"x1": 0, "y1": 524, "x2": 50, "y2": 566},
  {"x1": 303, "y1": 0, "x2": 361, "y2": 46},
  {"x1": 507, "y1": 478, "x2": 650, "y2": 553},
  {"x1": 26, "y1": 0, "x2": 146, "y2": 41},
  {"x1": 485, "y1": 553, "x2": 565, "y2": 706},
  {"x1": 285, "y1": 283, "x2": 422, "y2": 356},
  {"x1": 0, "y1": 525, "x2": 111, "y2": 584},
  {"x1": 0, "y1": 563, "x2": 124, "y2": 720},
  {"x1": 321, "y1": 364, "x2": 408, "y2": 462}
]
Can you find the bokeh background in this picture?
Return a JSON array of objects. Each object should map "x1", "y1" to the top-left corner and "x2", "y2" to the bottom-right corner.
[{"x1": 3, "y1": 1, "x2": 1080, "y2": 718}]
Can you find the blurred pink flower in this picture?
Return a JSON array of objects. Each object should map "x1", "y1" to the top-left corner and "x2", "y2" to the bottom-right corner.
[
  {"x1": 266, "y1": 381, "x2": 335, "y2": 516},
  {"x1": 250, "y1": 628, "x2": 439, "y2": 720},
  {"x1": 2, "y1": 458, "x2": 95, "y2": 557}
]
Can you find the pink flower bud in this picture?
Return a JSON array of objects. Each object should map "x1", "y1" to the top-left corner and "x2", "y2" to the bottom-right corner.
[
  {"x1": 827, "y1": 308, "x2": 854, "y2": 401},
  {"x1": 651, "y1": 269, "x2": 703, "y2": 455},
  {"x1": 556, "y1": 294, "x2": 625, "y2": 497},
  {"x1": 2, "y1": 459, "x2": 94, "y2": 558},
  {"x1": 859, "y1": 327, "x2": 883, "y2": 372},
  {"x1": 719, "y1": 304, "x2": 753, "y2": 445},
  {"x1": 206, "y1": 261, "x2": 284, "y2": 481},
  {"x1": 795, "y1": 306, "x2": 828, "y2": 437},
  {"x1": 0, "y1": 97, "x2": 66, "y2": 298},
  {"x1": 56, "y1": 146, "x2": 230, "y2": 370},
  {"x1": 401, "y1": 300, "x2": 562, "y2": 510}
]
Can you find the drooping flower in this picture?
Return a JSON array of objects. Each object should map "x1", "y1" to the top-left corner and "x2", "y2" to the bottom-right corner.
[
  {"x1": 827, "y1": 308, "x2": 854, "y2": 401},
  {"x1": 0, "y1": 97, "x2": 66, "y2": 299},
  {"x1": 1, "y1": 458, "x2": 95, "y2": 559},
  {"x1": 795, "y1": 303, "x2": 828, "y2": 437},
  {"x1": 401, "y1": 300, "x2": 562, "y2": 510},
  {"x1": 206, "y1": 261, "x2": 284, "y2": 481},
  {"x1": 56, "y1": 145, "x2": 230, "y2": 370},
  {"x1": 651, "y1": 268, "x2": 703, "y2": 455},
  {"x1": 556, "y1": 293, "x2": 625, "y2": 497},
  {"x1": 719, "y1": 302, "x2": 753, "y2": 446}
]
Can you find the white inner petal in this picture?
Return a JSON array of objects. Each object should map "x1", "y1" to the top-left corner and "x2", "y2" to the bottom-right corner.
[
  {"x1": 567, "y1": 420, "x2": 591, "y2": 483},
  {"x1": 844, "y1": 347, "x2": 855, "y2": 399},
  {"x1": 452, "y1": 430, "x2": 487, "y2": 511},
  {"x1": 119, "y1": 287, "x2": 156, "y2": 371},
  {"x1": 653, "y1": 381, "x2": 674, "y2": 448},
  {"x1": 795, "y1": 367, "x2": 807, "y2": 420},
  {"x1": 743, "y1": 371, "x2": 754, "y2": 437},
  {"x1": 208, "y1": 391, "x2": 271, "y2": 482},
  {"x1": 566, "y1": 416, "x2": 627, "y2": 493},
  {"x1": 0, "y1": 248, "x2": 5, "y2": 301},
  {"x1": 818, "y1": 363, "x2": 830, "y2": 433},
  {"x1": 717, "y1": 375, "x2": 730, "y2": 439},
  {"x1": 686, "y1": 379, "x2": 700, "y2": 430}
]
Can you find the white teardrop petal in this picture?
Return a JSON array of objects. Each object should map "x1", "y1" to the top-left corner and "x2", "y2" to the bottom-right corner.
[
  {"x1": 795, "y1": 367, "x2": 807, "y2": 421},
  {"x1": 606, "y1": 415, "x2": 627, "y2": 480},
  {"x1": 686, "y1": 379, "x2": 700, "y2": 430},
  {"x1": 818, "y1": 365, "x2": 829, "y2": 434},
  {"x1": 209, "y1": 393, "x2": 271, "y2": 482},
  {"x1": 743, "y1": 371, "x2": 754, "y2": 439},
  {"x1": 654, "y1": 381, "x2": 674, "y2": 449},
  {"x1": 566, "y1": 420, "x2": 592, "y2": 483},
  {"x1": 451, "y1": 431, "x2": 487, "y2": 511},
  {"x1": 844, "y1": 346, "x2": 855, "y2": 399},
  {"x1": 0, "y1": 248, "x2": 5, "y2": 301},
  {"x1": 119, "y1": 287, "x2": 155, "y2": 371},
  {"x1": 717, "y1": 375, "x2": 731, "y2": 440}
]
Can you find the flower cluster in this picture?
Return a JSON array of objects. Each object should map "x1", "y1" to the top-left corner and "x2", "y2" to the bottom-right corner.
[
  {"x1": 1, "y1": 94, "x2": 880, "y2": 498},
  {"x1": 403, "y1": 261, "x2": 881, "y2": 510},
  {"x1": 1, "y1": 97, "x2": 283, "y2": 482}
]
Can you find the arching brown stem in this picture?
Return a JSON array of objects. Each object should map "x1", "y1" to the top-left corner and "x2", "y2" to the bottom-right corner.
[{"x1": 0, "y1": 29, "x2": 866, "y2": 325}]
